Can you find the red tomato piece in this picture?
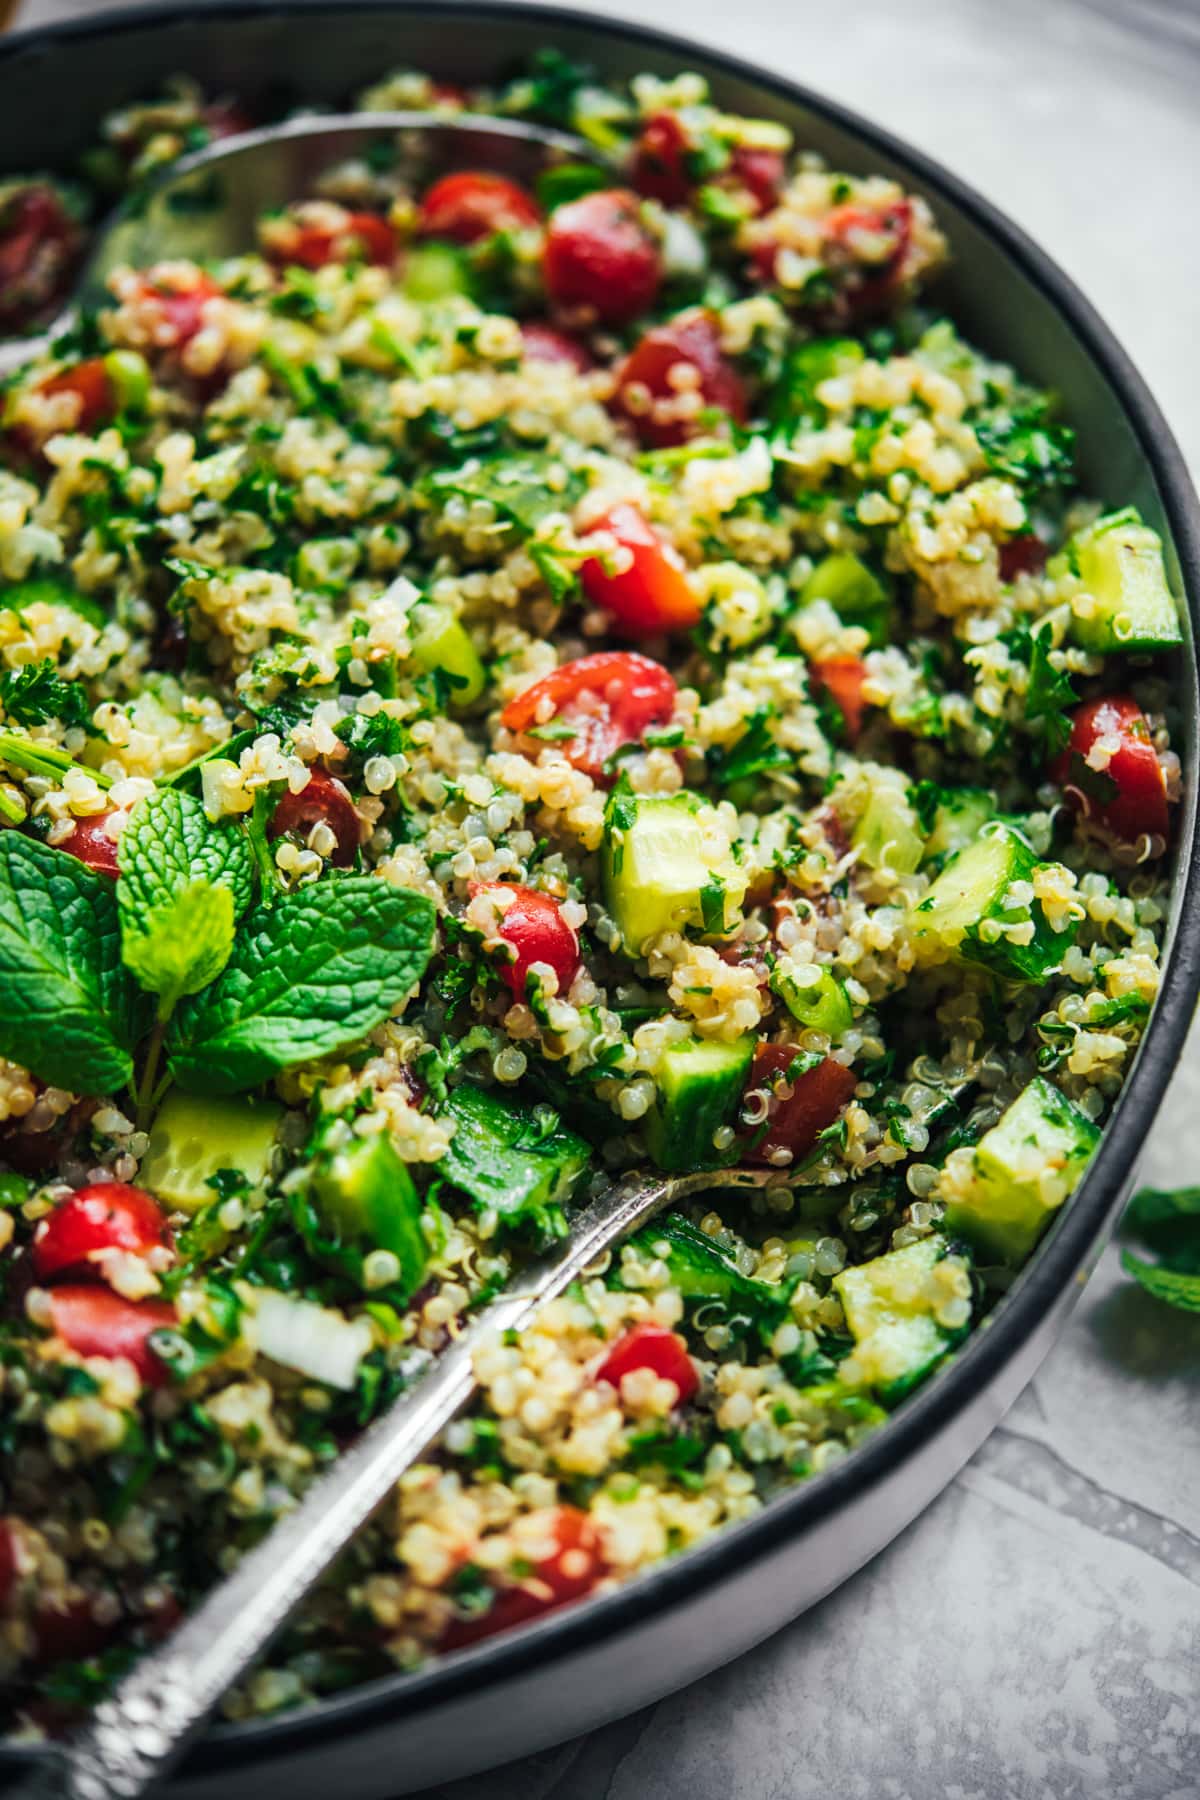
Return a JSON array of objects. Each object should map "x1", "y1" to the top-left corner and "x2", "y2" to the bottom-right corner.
[
  {"x1": 1050, "y1": 695, "x2": 1170, "y2": 847},
  {"x1": 47, "y1": 1287, "x2": 176, "y2": 1388},
  {"x1": 824, "y1": 199, "x2": 914, "y2": 315},
  {"x1": 543, "y1": 189, "x2": 661, "y2": 326},
  {"x1": 729, "y1": 146, "x2": 786, "y2": 214},
  {"x1": 33, "y1": 1182, "x2": 172, "y2": 1284},
  {"x1": 595, "y1": 1322, "x2": 699, "y2": 1403},
  {"x1": 613, "y1": 308, "x2": 747, "y2": 449},
  {"x1": 131, "y1": 270, "x2": 223, "y2": 349},
  {"x1": 57, "y1": 812, "x2": 120, "y2": 878},
  {"x1": 31, "y1": 1593, "x2": 116, "y2": 1669},
  {"x1": 36, "y1": 358, "x2": 116, "y2": 436},
  {"x1": 741, "y1": 1045, "x2": 857, "y2": 1166},
  {"x1": 519, "y1": 321, "x2": 593, "y2": 372},
  {"x1": 500, "y1": 650, "x2": 677, "y2": 782},
  {"x1": 276, "y1": 211, "x2": 396, "y2": 271},
  {"x1": 440, "y1": 1506, "x2": 606, "y2": 1650},
  {"x1": 0, "y1": 1519, "x2": 18, "y2": 1611},
  {"x1": 809, "y1": 656, "x2": 868, "y2": 741},
  {"x1": 268, "y1": 768, "x2": 360, "y2": 867},
  {"x1": 581, "y1": 503, "x2": 700, "y2": 636},
  {"x1": 0, "y1": 186, "x2": 80, "y2": 330},
  {"x1": 418, "y1": 172, "x2": 540, "y2": 245},
  {"x1": 632, "y1": 111, "x2": 693, "y2": 206},
  {"x1": 203, "y1": 99, "x2": 255, "y2": 141},
  {"x1": 428, "y1": 82, "x2": 471, "y2": 109},
  {"x1": 470, "y1": 881, "x2": 581, "y2": 998},
  {"x1": 998, "y1": 534, "x2": 1048, "y2": 583}
]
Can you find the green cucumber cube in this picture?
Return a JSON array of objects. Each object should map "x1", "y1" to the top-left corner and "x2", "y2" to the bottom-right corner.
[
  {"x1": 944, "y1": 1075, "x2": 1099, "y2": 1266},
  {"x1": 922, "y1": 786, "x2": 995, "y2": 864},
  {"x1": 403, "y1": 242, "x2": 473, "y2": 302},
  {"x1": 912, "y1": 825, "x2": 1077, "y2": 982},
  {"x1": 833, "y1": 1236, "x2": 967, "y2": 1403},
  {"x1": 800, "y1": 551, "x2": 891, "y2": 646},
  {"x1": 1061, "y1": 509, "x2": 1182, "y2": 653},
  {"x1": 602, "y1": 791, "x2": 748, "y2": 954},
  {"x1": 771, "y1": 962, "x2": 854, "y2": 1038},
  {"x1": 852, "y1": 777, "x2": 925, "y2": 876},
  {"x1": 644, "y1": 1033, "x2": 754, "y2": 1172},
  {"x1": 308, "y1": 1131, "x2": 428, "y2": 1296},
  {"x1": 140, "y1": 1090, "x2": 281, "y2": 1215},
  {"x1": 410, "y1": 600, "x2": 486, "y2": 707}
]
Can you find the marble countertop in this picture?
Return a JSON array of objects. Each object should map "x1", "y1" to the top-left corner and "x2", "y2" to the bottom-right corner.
[{"x1": 10, "y1": 0, "x2": 1200, "y2": 1791}]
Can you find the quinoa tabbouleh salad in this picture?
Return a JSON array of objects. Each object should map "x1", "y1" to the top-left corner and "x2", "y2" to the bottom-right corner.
[{"x1": 0, "y1": 50, "x2": 1184, "y2": 1730}]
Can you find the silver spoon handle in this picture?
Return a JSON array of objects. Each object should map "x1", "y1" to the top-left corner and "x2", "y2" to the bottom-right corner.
[{"x1": 23, "y1": 1166, "x2": 768, "y2": 1800}]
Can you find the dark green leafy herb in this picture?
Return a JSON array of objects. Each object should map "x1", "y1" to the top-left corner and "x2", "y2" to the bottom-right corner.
[
  {"x1": 0, "y1": 660, "x2": 91, "y2": 731},
  {"x1": 974, "y1": 395, "x2": 1075, "y2": 500},
  {"x1": 166, "y1": 880, "x2": 437, "y2": 1094},
  {"x1": 706, "y1": 707, "x2": 793, "y2": 790},
  {"x1": 421, "y1": 451, "x2": 586, "y2": 535},
  {"x1": 1120, "y1": 1184, "x2": 1200, "y2": 1312}
]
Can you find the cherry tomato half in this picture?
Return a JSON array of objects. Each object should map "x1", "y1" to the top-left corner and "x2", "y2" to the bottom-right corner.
[
  {"x1": 57, "y1": 813, "x2": 120, "y2": 879},
  {"x1": 809, "y1": 657, "x2": 868, "y2": 742},
  {"x1": 35, "y1": 358, "x2": 116, "y2": 436},
  {"x1": 998, "y1": 534, "x2": 1048, "y2": 583},
  {"x1": 500, "y1": 650, "x2": 677, "y2": 782},
  {"x1": 268, "y1": 209, "x2": 395, "y2": 271},
  {"x1": 268, "y1": 768, "x2": 360, "y2": 867},
  {"x1": 729, "y1": 146, "x2": 785, "y2": 214},
  {"x1": 632, "y1": 111, "x2": 693, "y2": 207},
  {"x1": 31, "y1": 1592, "x2": 117, "y2": 1670},
  {"x1": 519, "y1": 321, "x2": 593, "y2": 372},
  {"x1": 613, "y1": 308, "x2": 747, "y2": 449},
  {"x1": 33, "y1": 1182, "x2": 172, "y2": 1285},
  {"x1": 740, "y1": 1045, "x2": 857, "y2": 1167},
  {"x1": 202, "y1": 99, "x2": 255, "y2": 142},
  {"x1": 46, "y1": 1286, "x2": 176, "y2": 1388},
  {"x1": 418, "y1": 172, "x2": 540, "y2": 245},
  {"x1": 580, "y1": 503, "x2": 700, "y2": 637},
  {"x1": 130, "y1": 270, "x2": 224, "y2": 350},
  {"x1": 0, "y1": 186, "x2": 80, "y2": 331},
  {"x1": 1050, "y1": 695, "x2": 1170, "y2": 847},
  {"x1": 595, "y1": 1322, "x2": 699, "y2": 1403},
  {"x1": 823, "y1": 199, "x2": 914, "y2": 316},
  {"x1": 440, "y1": 1506, "x2": 606, "y2": 1650},
  {"x1": 543, "y1": 189, "x2": 661, "y2": 326},
  {"x1": 470, "y1": 881, "x2": 580, "y2": 998}
]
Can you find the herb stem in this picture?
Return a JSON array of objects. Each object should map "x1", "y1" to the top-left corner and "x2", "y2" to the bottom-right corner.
[
  {"x1": 0, "y1": 783, "x2": 27, "y2": 824},
  {"x1": 0, "y1": 733, "x2": 113, "y2": 789},
  {"x1": 134, "y1": 1015, "x2": 170, "y2": 1134}
]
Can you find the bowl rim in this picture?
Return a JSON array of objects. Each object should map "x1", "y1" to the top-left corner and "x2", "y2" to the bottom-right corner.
[{"x1": 2, "y1": 0, "x2": 1199, "y2": 1772}]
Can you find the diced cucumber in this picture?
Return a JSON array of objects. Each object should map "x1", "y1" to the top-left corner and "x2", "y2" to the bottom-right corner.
[
  {"x1": 800, "y1": 552, "x2": 891, "y2": 647},
  {"x1": 911, "y1": 825, "x2": 1077, "y2": 982},
  {"x1": 602, "y1": 790, "x2": 748, "y2": 954},
  {"x1": 409, "y1": 600, "x2": 487, "y2": 708},
  {"x1": 943, "y1": 1075, "x2": 1099, "y2": 1265},
  {"x1": 922, "y1": 786, "x2": 995, "y2": 863},
  {"x1": 439, "y1": 1083, "x2": 590, "y2": 1233},
  {"x1": 304, "y1": 1131, "x2": 428, "y2": 1296},
  {"x1": 644, "y1": 1033, "x2": 754, "y2": 1172},
  {"x1": 403, "y1": 242, "x2": 473, "y2": 302},
  {"x1": 771, "y1": 961, "x2": 853, "y2": 1038},
  {"x1": 852, "y1": 777, "x2": 925, "y2": 876},
  {"x1": 140, "y1": 1091, "x2": 281, "y2": 1215},
  {"x1": 1058, "y1": 509, "x2": 1182, "y2": 653},
  {"x1": 103, "y1": 348, "x2": 151, "y2": 414},
  {"x1": 833, "y1": 1236, "x2": 968, "y2": 1403}
]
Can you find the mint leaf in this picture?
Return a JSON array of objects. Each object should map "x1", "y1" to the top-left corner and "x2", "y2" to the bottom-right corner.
[
  {"x1": 0, "y1": 834, "x2": 143, "y2": 1094},
  {"x1": 165, "y1": 877, "x2": 437, "y2": 1094},
  {"x1": 122, "y1": 880, "x2": 236, "y2": 1014},
  {"x1": 119, "y1": 789, "x2": 255, "y2": 927}
]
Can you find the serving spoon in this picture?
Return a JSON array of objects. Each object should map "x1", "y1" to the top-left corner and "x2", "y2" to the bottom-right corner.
[
  {"x1": 0, "y1": 108, "x2": 604, "y2": 380},
  {"x1": 14, "y1": 1163, "x2": 790, "y2": 1800}
]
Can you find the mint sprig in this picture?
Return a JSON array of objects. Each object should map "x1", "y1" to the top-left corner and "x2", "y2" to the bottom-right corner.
[
  {"x1": 165, "y1": 877, "x2": 437, "y2": 1095},
  {"x1": 0, "y1": 834, "x2": 144, "y2": 1094},
  {"x1": 117, "y1": 790, "x2": 254, "y2": 1012}
]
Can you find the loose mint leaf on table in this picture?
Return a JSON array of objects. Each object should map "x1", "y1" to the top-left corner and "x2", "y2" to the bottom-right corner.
[
  {"x1": 1119, "y1": 1183, "x2": 1200, "y2": 1312},
  {"x1": 117, "y1": 789, "x2": 255, "y2": 1007},
  {"x1": 0, "y1": 834, "x2": 143, "y2": 1093},
  {"x1": 165, "y1": 877, "x2": 437, "y2": 1094},
  {"x1": 1120, "y1": 1252, "x2": 1200, "y2": 1312}
]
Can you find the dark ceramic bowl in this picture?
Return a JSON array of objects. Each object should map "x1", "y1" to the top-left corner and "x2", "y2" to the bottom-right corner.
[{"x1": 1, "y1": 6, "x2": 1198, "y2": 1793}]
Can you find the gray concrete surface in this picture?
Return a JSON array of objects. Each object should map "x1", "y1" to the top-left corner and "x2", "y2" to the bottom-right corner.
[{"x1": 9, "y1": 0, "x2": 1200, "y2": 1793}]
